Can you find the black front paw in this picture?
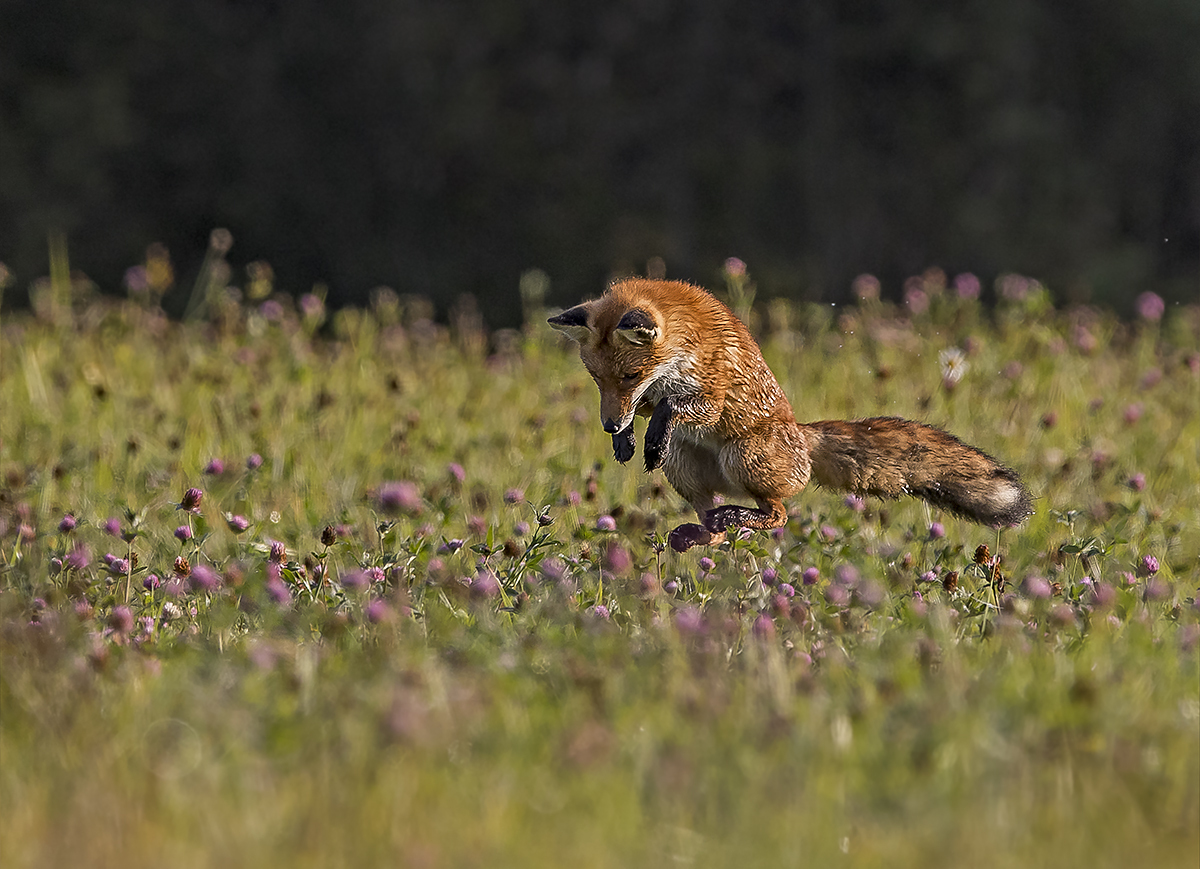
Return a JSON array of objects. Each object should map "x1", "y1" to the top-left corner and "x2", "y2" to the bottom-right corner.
[
  {"x1": 612, "y1": 425, "x2": 635, "y2": 464},
  {"x1": 644, "y1": 399, "x2": 674, "y2": 472}
]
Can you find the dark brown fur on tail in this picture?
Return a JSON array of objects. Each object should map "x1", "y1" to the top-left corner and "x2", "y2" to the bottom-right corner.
[{"x1": 803, "y1": 417, "x2": 1032, "y2": 526}]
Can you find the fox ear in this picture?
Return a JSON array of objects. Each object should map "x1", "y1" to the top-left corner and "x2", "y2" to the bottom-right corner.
[
  {"x1": 548, "y1": 304, "x2": 593, "y2": 342},
  {"x1": 614, "y1": 308, "x2": 659, "y2": 346}
]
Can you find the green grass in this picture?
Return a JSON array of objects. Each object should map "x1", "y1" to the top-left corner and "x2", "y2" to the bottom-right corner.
[{"x1": 2, "y1": 282, "x2": 1198, "y2": 868}]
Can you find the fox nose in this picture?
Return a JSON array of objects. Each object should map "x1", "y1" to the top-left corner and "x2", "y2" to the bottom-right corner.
[{"x1": 603, "y1": 418, "x2": 620, "y2": 434}]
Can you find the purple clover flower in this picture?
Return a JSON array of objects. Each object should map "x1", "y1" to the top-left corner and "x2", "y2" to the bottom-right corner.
[
  {"x1": 844, "y1": 494, "x2": 866, "y2": 513},
  {"x1": 1138, "y1": 555, "x2": 1160, "y2": 577},
  {"x1": 102, "y1": 517, "x2": 122, "y2": 537},
  {"x1": 603, "y1": 542, "x2": 632, "y2": 575},
  {"x1": 595, "y1": 515, "x2": 617, "y2": 532},
  {"x1": 953, "y1": 272, "x2": 981, "y2": 300},
  {"x1": 675, "y1": 607, "x2": 704, "y2": 636},
  {"x1": 378, "y1": 481, "x2": 422, "y2": 515},
  {"x1": 698, "y1": 557, "x2": 715, "y2": 573},
  {"x1": 779, "y1": 582, "x2": 796, "y2": 598},
  {"x1": 1022, "y1": 575, "x2": 1052, "y2": 599},
  {"x1": 226, "y1": 514, "x2": 250, "y2": 533},
  {"x1": 108, "y1": 606, "x2": 135, "y2": 635},
  {"x1": 447, "y1": 463, "x2": 465, "y2": 484},
  {"x1": 761, "y1": 567, "x2": 778, "y2": 586},
  {"x1": 1135, "y1": 291, "x2": 1165, "y2": 321},
  {"x1": 802, "y1": 567, "x2": 820, "y2": 585},
  {"x1": 469, "y1": 570, "x2": 500, "y2": 599},
  {"x1": 340, "y1": 569, "x2": 370, "y2": 591},
  {"x1": 246, "y1": 453, "x2": 264, "y2": 471},
  {"x1": 265, "y1": 575, "x2": 291, "y2": 605},
  {"x1": 365, "y1": 598, "x2": 392, "y2": 623},
  {"x1": 58, "y1": 514, "x2": 77, "y2": 533},
  {"x1": 833, "y1": 564, "x2": 860, "y2": 587},
  {"x1": 503, "y1": 488, "x2": 525, "y2": 504},
  {"x1": 64, "y1": 546, "x2": 90, "y2": 572},
  {"x1": 203, "y1": 458, "x2": 225, "y2": 475},
  {"x1": 174, "y1": 525, "x2": 193, "y2": 543},
  {"x1": 268, "y1": 540, "x2": 287, "y2": 563},
  {"x1": 752, "y1": 614, "x2": 776, "y2": 638},
  {"x1": 590, "y1": 604, "x2": 611, "y2": 620},
  {"x1": 824, "y1": 584, "x2": 850, "y2": 607},
  {"x1": 189, "y1": 565, "x2": 221, "y2": 593},
  {"x1": 928, "y1": 522, "x2": 945, "y2": 540}
]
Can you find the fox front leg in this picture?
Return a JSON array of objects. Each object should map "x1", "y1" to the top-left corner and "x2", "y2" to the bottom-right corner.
[
  {"x1": 643, "y1": 399, "x2": 674, "y2": 472},
  {"x1": 612, "y1": 425, "x2": 636, "y2": 464}
]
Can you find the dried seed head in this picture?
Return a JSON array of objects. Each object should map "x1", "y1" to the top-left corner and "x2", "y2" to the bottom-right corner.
[
  {"x1": 321, "y1": 525, "x2": 337, "y2": 547},
  {"x1": 179, "y1": 488, "x2": 204, "y2": 512},
  {"x1": 974, "y1": 544, "x2": 991, "y2": 565},
  {"x1": 942, "y1": 571, "x2": 959, "y2": 593},
  {"x1": 173, "y1": 556, "x2": 191, "y2": 577}
]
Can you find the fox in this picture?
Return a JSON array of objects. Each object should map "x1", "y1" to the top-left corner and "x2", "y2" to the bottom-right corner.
[{"x1": 549, "y1": 277, "x2": 1032, "y2": 552}]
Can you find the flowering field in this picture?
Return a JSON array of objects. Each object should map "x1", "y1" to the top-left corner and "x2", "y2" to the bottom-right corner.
[{"x1": 2, "y1": 268, "x2": 1198, "y2": 868}]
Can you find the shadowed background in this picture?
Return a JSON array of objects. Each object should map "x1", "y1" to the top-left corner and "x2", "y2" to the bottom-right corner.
[{"x1": 1, "y1": 0, "x2": 1197, "y2": 323}]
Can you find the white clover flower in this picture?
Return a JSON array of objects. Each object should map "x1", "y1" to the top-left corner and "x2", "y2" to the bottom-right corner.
[{"x1": 939, "y1": 347, "x2": 969, "y2": 385}]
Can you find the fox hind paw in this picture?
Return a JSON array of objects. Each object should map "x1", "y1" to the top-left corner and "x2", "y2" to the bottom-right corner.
[{"x1": 668, "y1": 523, "x2": 724, "y2": 552}]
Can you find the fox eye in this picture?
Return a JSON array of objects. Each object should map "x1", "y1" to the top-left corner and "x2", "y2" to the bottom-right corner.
[{"x1": 622, "y1": 370, "x2": 642, "y2": 382}]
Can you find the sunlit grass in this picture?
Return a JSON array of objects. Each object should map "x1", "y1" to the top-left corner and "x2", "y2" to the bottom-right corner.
[{"x1": 2, "y1": 280, "x2": 1198, "y2": 868}]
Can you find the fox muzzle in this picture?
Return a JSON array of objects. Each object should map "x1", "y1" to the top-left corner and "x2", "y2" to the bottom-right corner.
[{"x1": 603, "y1": 418, "x2": 621, "y2": 434}]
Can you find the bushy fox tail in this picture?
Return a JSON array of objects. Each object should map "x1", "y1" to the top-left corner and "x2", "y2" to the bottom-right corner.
[{"x1": 801, "y1": 417, "x2": 1032, "y2": 526}]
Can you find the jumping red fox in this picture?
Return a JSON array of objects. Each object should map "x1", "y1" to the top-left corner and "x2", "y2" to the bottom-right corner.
[{"x1": 550, "y1": 277, "x2": 1032, "y2": 552}]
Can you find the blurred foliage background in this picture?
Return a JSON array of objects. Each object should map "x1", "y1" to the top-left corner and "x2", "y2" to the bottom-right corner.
[{"x1": 1, "y1": 0, "x2": 1197, "y2": 323}]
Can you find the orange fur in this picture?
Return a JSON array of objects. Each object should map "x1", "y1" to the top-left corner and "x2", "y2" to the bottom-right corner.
[{"x1": 550, "y1": 278, "x2": 1032, "y2": 551}]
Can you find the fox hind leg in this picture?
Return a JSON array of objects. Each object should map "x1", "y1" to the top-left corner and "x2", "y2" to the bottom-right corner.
[{"x1": 702, "y1": 497, "x2": 788, "y2": 535}]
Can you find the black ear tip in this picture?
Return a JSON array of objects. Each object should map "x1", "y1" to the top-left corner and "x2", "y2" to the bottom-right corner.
[
  {"x1": 616, "y1": 308, "x2": 655, "y2": 331},
  {"x1": 549, "y1": 305, "x2": 589, "y2": 327}
]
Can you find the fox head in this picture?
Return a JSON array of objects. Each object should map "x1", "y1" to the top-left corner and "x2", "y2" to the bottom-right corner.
[{"x1": 548, "y1": 298, "x2": 666, "y2": 434}]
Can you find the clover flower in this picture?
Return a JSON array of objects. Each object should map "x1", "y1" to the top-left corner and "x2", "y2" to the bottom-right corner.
[
  {"x1": 752, "y1": 614, "x2": 776, "y2": 638},
  {"x1": 179, "y1": 488, "x2": 204, "y2": 512},
  {"x1": 189, "y1": 564, "x2": 220, "y2": 593},
  {"x1": 469, "y1": 570, "x2": 500, "y2": 599},
  {"x1": 377, "y1": 481, "x2": 422, "y2": 515},
  {"x1": 1135, "y1": 291, "x2": 1165, "y2": 321}
]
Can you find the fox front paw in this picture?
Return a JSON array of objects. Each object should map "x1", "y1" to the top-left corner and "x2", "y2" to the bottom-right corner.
[
  {"x1": 644, "y1": 399, "x2": 674, "y2": 472},
  {"x1": 612, "y1": 425, "x2": 635, "y2": 464}
]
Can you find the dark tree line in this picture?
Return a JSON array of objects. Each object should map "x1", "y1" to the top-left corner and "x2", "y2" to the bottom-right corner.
[{"x1": 2, "y1": 0, "x2": 1197, "y2": 323}]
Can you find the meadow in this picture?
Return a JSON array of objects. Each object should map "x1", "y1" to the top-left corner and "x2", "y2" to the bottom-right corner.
[{"x1": 1, "y1": 263, "x2": 1198, "y2": 868}]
